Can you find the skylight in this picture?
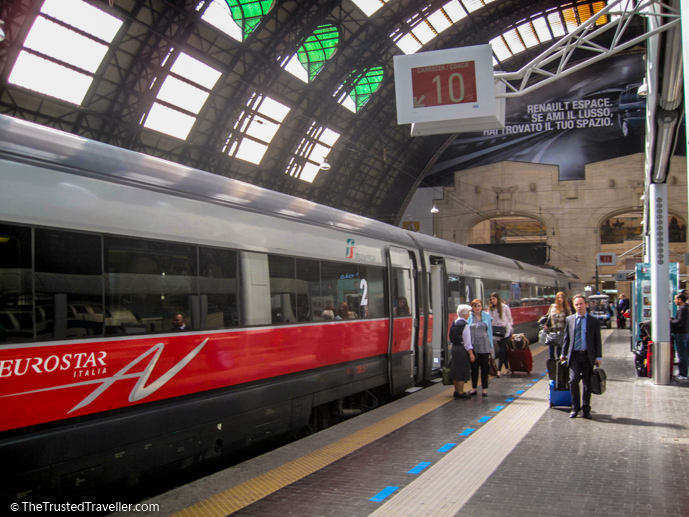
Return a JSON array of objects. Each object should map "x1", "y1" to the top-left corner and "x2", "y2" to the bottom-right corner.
[
  {"x1": 8, "y1": 0, "x2": 122, "y2": 105},
  {"x1": 225, "y1": 94, "x2": 291, "y2": 165},
  {"x1": 350, "y1": 0, "x2": 391, "y2": 17},
  {"x1": 199, "y1": 0, "x2": 275, "y2": 41},
  {"x1": 286, "y1": 124, "x2": 340, "y2": 183},
  {"x1": 144, "y1": 53, "x2": 222, "y2": 140},
  {"x1": 490, "y1": 2, "x2": 610, "y2": 64},
  {"x1": 199, "y1": 0, "x2": 242, "y2": 41},
  {"x1": 339, "y1": 66, "x2": 385, "y2": 113},
  {"x1": 391, "y1": 0, "x2": 472, "y2": 55},
  {"x1": 284, "y1": 24, "x2": 339, "y2": 82}
]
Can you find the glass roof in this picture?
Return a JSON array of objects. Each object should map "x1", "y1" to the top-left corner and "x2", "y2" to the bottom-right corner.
[
  {"x1": 226, "y1": 0, "x2": 275, "y2": 40},
  {"x1": 297, "y1": 24, "x2": 340, "y2": 82},
  {"x1": 340, "y1": 66, "x2": 385, "y2": 113},
  {"x1": 225, "y1": 94, "x2": 291, "y2": 165},
  {"x1": 144, "y1": 53, "x2": 222, "y2": 140},
  {"x1": 350, "y1": 0, "x2": 392, "y2": 17},
  {"x1": 286, "y1": 124, "x2": 340, "y2": 183},
  {"x1": 8, "y1": 0, "x2": 122, "y2": 105}
]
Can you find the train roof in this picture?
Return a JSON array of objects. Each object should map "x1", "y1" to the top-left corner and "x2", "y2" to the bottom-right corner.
[{"x1": 0, "y1": 114, "x2": 570, "y2": 282}]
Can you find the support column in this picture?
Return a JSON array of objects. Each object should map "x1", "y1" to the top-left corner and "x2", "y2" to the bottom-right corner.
[{"x1": 649, "y1": 183, "x2": 671, "y2": 385}]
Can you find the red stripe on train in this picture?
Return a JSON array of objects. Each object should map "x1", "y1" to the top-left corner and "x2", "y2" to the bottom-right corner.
[{"x1": 0, "y1": 319, "x2": 399, "y2": 432}]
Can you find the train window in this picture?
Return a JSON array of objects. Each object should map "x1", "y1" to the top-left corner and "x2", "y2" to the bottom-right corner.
[
  {"x1": 321, "y1": 260, "x2": 360, "y2": 320},
  {"x1": 483, "y1": 279, "x2": 513, "y2": 306},
  {"x1": 199, "y1": 247, "x2": 239, "y2": 329},
  {"x1": 0, "y1": 224, "x2": 33, "y2": 343},
  {"x1": 268, "y1": 255, "x2": 297, "y2": 324},
  {"x1": 447, "y1": 274, "x2": 473, "y2": 313},
  {"x1": 296, "y1": 258, "x2": 320, "y2": 322},
  {"x1": 35, "y1": 229, "x2": 103, "y2": 341},
  {"x1": 104, "y1": 237, "x2": 198, "y2": 334},
  {"x1": 361, "y1": 265, "x2": 386, "y2": 319},
  {"x1": 392, "y1": 268, "x2": 412, "y2": 318}
]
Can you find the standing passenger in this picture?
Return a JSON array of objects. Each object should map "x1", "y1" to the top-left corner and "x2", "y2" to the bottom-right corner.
[
  {"x1": 542, "y1": 292, "x2": 571, "y2": 360},
  {"x1": 671, "y1": 293, "x2": 689, "y2": 380},
  {"x1": 616, "y1": 294, "x2": 629, "y2": 329},
  {"x1": 561, "y1": 295, "x2": 602, "y2": 419},
  {"x1": 488, "y1": 292, "x2": 513, "y2": 377},
  {"x1": 467, "y1": 299, "x2": 494, "y2": 396},
  {"x1": 449, "y1": 304, "x2": 475, "y2": 399}
]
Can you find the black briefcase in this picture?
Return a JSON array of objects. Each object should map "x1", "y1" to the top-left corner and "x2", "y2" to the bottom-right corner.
[{"x1": 591, "y1": 367, "x2": 607, "y2": 395}]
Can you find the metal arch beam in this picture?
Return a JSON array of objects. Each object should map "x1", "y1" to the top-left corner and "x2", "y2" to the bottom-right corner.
[{"x1": 494, "y1": 0, "x2": 680, "y2": 98}]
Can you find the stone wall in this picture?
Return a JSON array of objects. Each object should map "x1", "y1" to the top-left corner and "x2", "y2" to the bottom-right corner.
[{"x1": 432, "y1": 153, "x2": 687, "y2": 293}]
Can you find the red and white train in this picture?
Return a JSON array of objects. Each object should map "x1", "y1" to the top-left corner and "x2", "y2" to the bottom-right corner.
[{"x1": 0, "y1": 115, "x2": 581, "y2": 501}]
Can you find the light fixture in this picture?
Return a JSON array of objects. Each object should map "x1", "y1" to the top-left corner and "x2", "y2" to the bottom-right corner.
[
  {"x1": 0, "y1": 20, "x2": 5, "y2": 43},
  {"x1": 430, "y1": 204, "x2": 439, "y2": 214},
  {"x1": 319, "y1": 158, "x2": 331, "y2": 170}
]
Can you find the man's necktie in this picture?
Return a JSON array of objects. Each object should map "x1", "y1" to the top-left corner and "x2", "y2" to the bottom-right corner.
[{"x1": 575, "y1": 317, "x2": 583, "y2": 350}]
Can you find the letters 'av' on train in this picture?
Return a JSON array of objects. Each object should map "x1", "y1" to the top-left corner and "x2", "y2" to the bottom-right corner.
[{"x1": 0, "y1": 115, "x2": 581, "y2": 501}]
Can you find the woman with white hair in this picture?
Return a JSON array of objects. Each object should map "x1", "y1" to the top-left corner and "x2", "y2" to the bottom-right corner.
[{"x1": 448, "y1": 304, "x2": 475, "y2": 398}]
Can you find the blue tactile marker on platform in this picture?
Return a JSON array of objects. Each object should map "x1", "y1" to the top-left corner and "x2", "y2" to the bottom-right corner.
[
  {"x1": 478, "y1": 416, "x2": 491, "y2": 423},
  {"x1": 516, "y1": 390, "x2": 525, "y2": 394},
  {"x1": 459, "y1": 428, "x2": 476, "y2": 436},
  {"x1": 408, "y1": 462, "x2": 432, "y2": 474},
  {"x1": 370, "y1": 486, "x2": 399, "y2": 502},
  {"x1": 492, "y1": 405, "x2": 505, "y2": 412},
  {"x1": 505, "y1": 397, "x2": 515, "y2": 402},
  {"x1": 438, "y1": 443, "x2": 456, "y2": 453}
]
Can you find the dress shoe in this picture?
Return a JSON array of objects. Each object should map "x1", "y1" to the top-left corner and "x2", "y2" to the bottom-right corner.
[
  {"x1": 482, "y1": 391, "x2": 488, "y2": 396},
  {"x1": 453, "y1": 391, "x2": 460, "y2": 398},
  {"x1": 569, "y1": 410, "x2": 578, "y2": 418},
  {"x1": 457, "y1": 392, "x2": 471, "y2": 399},
  {"x1": 469, "y1": 390, "x2": 477, "y2": 396},
  {"x1": 583, "y1": 411, "x2": 592, "y2": 419}
]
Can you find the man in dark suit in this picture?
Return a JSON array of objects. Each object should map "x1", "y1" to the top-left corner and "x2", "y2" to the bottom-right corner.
[
  {"x1": 561, "y1": 295, "x2": 602, "y2": 419},
  {"x1": 616, "y1": 294, "x2": 629, "y2": 329}
]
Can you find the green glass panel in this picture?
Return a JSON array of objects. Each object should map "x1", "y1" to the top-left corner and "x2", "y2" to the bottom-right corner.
[
  {"x1": 348, "y1": 66, "x2": 384, "y2": 111},
  {"x1": 297, "y1": 24, "x2": 339, "y2": 81},
  {"x1": 226, "y1": 0, "x2": 275, "y2": 39}
]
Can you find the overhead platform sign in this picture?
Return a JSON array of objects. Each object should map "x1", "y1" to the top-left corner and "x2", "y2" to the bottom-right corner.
[{"x1": 394, "y1": 45, "x2": 505, "y2": 136}]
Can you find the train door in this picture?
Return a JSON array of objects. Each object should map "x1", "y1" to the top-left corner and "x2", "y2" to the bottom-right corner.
[
  {"x1": 388, "y1": 247, "x2": 417, "y2": 396},
  {"x1": 476, "y1": 279, "x2": 485, "y2": 304},
  {"x1": 430, "y1": 260, "x2": 446, "y2": 371}
]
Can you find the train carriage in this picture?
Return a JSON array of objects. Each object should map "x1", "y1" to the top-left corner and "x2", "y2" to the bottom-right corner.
[{"x1": 0, "y1": 115, "x2": 580, "y2": 502}]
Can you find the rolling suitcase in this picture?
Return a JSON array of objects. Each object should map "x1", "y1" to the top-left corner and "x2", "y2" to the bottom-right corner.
[
  {"x1": 507, "y1": 347, "x2": 533, "y2": 375},
  {"x1": 547, "y1": 358, "x2": 571, "y2": 408},
  {"x1": 549, "y1": 380, "x2": 572, "y2": 407}
]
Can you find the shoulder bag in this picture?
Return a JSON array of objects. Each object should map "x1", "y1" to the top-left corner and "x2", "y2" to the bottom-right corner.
[
  {"x1": 492, "y1": 325, "x2": 506, "y2": 337},
  {"x1": 545, "y1": 331, "x2": 564, "y2": 347}
]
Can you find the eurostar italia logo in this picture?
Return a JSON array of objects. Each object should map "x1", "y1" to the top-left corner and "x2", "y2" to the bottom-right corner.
[{"x1": 345, "y1": 239, "x2": 355, "y2": 259}]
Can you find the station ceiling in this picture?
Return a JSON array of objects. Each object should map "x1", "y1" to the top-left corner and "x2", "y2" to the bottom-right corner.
[{"x1": 0, "y1": 0, "x2": 645, "y2": 225}]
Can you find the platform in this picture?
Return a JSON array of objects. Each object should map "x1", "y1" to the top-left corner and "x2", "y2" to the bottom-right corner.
[{"x1": 114, "y1": 329, "x2": 689, "y2": 517}]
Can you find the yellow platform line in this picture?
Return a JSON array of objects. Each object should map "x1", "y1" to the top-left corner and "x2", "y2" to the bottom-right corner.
[
  {"x1": 173, "y1": 388, "x2": 455, "y2": 517},
  {"x1": 174, "y1": 344, "x2": 547, "y2": 517}
]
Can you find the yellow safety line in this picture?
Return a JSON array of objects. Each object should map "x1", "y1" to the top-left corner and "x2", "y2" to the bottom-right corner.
[{"x1": 174, "y1": 344, "x2": 547, "y2": 517}]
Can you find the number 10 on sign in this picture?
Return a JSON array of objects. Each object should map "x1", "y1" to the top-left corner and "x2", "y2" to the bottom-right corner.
[{"x1": 411, "y1": 61, "x2": 477, "y2": 108}]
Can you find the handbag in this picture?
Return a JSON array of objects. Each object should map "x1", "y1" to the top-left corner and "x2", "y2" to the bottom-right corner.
[
  {"x1": 488, "y1": 356, "x2": 499, "y2": 377},
  {"x1": 591, "y1": 366, "x2": 607, "y2": 395},
  {"x1": 492, "y1": 325, "x2": 506, "y2": 337},
  {"x1": 442, "y1": 367, "x2": 452, "y2": 386},
  {"x1": 545, "y1": 331, "x2": 564, "y2": 347},
  {"x1": 538, "y1": 327, "x2": 548, "y2": 345}
]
